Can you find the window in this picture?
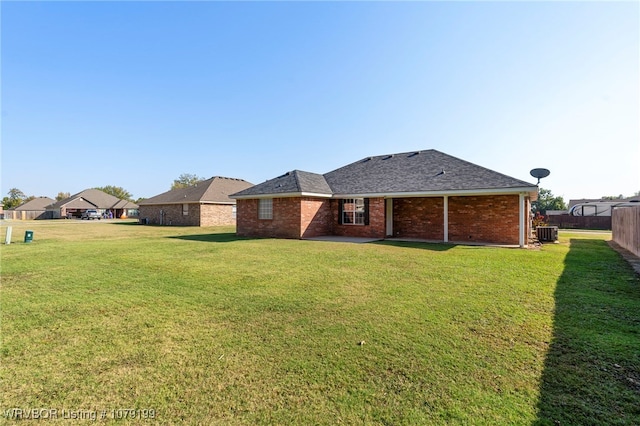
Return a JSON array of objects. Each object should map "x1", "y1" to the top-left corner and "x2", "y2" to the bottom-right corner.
[
  {"x1": 182, "y1": 204, "x2": 189, "y2": 216},
  {"x1": 340, "y1": 198, "x2": 368, "y2": 225},
  {"x1": 258, "y1": 198, "x2": 273, "y2": 220}
]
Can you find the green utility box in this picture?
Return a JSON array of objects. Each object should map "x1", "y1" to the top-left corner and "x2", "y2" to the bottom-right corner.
[{"x1": 24, "y1": 230, "x2": 34, "y2": 243}]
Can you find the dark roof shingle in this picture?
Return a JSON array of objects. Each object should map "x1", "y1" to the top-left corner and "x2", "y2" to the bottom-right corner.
[
  {"x1": 231, "y1": 149, "x2": 537, "y2": 198},
  {"x1": 231, "y1": 170, "x2": 331, "y2": 198},
  {"x1": 325, "y1": 150, "x2": 536, "y2": 195},
  {"x1": 139, "y1": 176, "x2": 253, "y2": 205}
]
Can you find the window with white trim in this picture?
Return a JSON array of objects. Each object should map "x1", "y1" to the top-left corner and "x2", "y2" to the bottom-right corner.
[
  {"x1": 182, "y1": 203, "x2": 189, "y2": 216},
  {"x1": 340, "y1": 198, "x2": 367, "y2": 225},
  {"x1": 258, "y1": 198, "x2": 273, "y2": 220}
]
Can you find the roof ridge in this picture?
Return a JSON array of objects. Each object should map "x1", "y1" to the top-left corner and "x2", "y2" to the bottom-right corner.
[
  {"x1": 292, "y1": 169, "x2": 302, "y2": 191},
  {"x1": 211, "y1": 176, "x2": 249, "y2": 182}
]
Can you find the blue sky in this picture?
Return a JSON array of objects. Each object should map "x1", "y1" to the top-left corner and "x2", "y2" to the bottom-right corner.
[{"x1": 2, "y1": 1, "x2": 638, "y2": 202}]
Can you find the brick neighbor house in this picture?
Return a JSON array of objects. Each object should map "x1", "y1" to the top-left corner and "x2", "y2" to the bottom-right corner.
[
  {"x1": 47, "y1": 189, "x2": 139, "y2": 219},
  {"x1": 230, "y1": 150, "x2": 539, "y2": 247},
  {"x1": 138, "y1": 176, "x2": 253, "y2": 226}
]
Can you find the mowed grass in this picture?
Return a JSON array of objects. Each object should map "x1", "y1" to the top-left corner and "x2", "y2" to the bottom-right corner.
[{"x1": 1, "y1": 221, "x2": 638, "y2": 424}]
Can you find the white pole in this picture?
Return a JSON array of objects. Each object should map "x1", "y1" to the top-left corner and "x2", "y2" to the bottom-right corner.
[
  {"x1": 443, "y1": 196, "x2": 449, "y2": 243},
  {"x1": 385, "y1": 198, "x2": 393, "y2": 236},
  {"x1": 5, "y1": 226, "x2": 12, "y2": 245},
  {"x1": 519, "y1": 193, "x2": 525, "y2": 248}
]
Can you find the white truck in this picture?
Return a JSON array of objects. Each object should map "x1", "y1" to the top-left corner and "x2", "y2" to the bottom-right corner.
[{"x1": 81, "y1": 209, "x2": 102, "y2": 220}]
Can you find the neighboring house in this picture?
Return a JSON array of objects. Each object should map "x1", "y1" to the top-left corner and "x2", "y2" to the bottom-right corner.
[
  {"x1": 230, "y1": 149, "x2": 539, "y2": 247},
  {"x1": 5, "y1": 197, "x2": 55, "y2": 220},
  {"x1": 47, "y1": 189, "x2": 139, "y2": 219},
  {"x1": 138, "y1": 176, "x2": 253, "y2": 226}
]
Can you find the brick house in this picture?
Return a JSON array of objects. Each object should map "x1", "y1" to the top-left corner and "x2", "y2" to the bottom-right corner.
[
  {"x1": 230, "y1": 150, "x2": 538, "y2": 247},
  {"x1": 47, "y1": 189, "x2": 139, "y2": 219},
  {"x1": 138, "y1": 176, "x2": 253, "y2": 226}
]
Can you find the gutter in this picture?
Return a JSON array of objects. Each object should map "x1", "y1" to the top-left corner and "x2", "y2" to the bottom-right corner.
[
  {"x1": 231, "y1": 187, "x2": 538, "y2": 201},
  {"x1": 138, "y1": 201, "x2": 237, "y2": 206}
]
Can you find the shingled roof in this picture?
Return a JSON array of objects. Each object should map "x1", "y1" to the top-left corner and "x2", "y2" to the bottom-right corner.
[
  {"x1": 231, "y1": 149, "x2": 537, "y2": 199},
  {"x1": 14, "y1": 197, "x2": 55, "y2": 211},
  {"x1": 48, "y1": 189, "x2": 139, "y2": 210},
  {"x1": 230, "y1": 170, "x2": 332, "y2": 198},
  {"x1": 138, "y1": 176, "x2": 253, "y2": 205}
]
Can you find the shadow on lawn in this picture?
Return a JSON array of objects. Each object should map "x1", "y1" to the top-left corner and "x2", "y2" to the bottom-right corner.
[
  {"x1": 108, "y1": 221, "x2": 141, "y2": 226},
  {"x1": 535, "y1": 239, "x2": 640, "y2": 424},
  {"x1": 167, "y1": 233, "x2": 248, "y2": 243}
]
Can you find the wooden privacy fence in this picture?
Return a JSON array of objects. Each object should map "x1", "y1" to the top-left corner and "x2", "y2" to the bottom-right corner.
[
  {"x1": 3, "y1": 210, "x2": 50, "y2": 220},
  {"x1": 546, "y1": 214, "x2": 612, "y2": 230},
  {"x1": 612, "y1": 206, "x2": 640, "y2": 257}
]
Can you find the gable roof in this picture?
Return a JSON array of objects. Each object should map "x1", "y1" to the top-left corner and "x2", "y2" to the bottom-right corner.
[
  {"x1": 48, "y1": 189, "x2": 139, "y2": 210},
  {"x1": 231, "y1": 170, "x2": 332, "y2": 198},
  {"x1": 138, "y1": 176, "x2": 253, "y2": 206},
  {"x1": 14, "y1": 197, "x2": 55, "y2": 211},
  {"x1": 231, "y1": 149, "x2": 537, "y2": 199},
  {"x1": 112, "y1": 199, "x2": 140, "y2": 209}
]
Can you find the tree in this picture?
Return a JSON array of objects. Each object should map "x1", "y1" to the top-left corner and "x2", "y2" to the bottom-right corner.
[
  {"x1": 602, "y1": 194, "x2": 624, "y2": 200},
  {"x1": 95, "y1": 186, "x2": 133, "y2": 202},
  {"x1": 2, "y1": 188, "x2": 26, "y2": 209},
  {"x1": 532, "y1": 188, "x2": 567, "y2": 215},
  {"x1": 171, "y1": 173, "x2": 205, "y2": 190},
  {"x1": 56, "y1": 192, "x2": 70, "y2": 201}
]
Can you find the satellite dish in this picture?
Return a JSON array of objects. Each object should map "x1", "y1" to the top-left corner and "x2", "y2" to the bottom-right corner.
[{"x1": 530, "y1": 168, "x2": 550, "y2": 185}]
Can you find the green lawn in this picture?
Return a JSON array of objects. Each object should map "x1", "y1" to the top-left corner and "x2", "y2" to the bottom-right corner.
[{"x1": 1, "y1": 221, "x2": 638, "y2": 424}]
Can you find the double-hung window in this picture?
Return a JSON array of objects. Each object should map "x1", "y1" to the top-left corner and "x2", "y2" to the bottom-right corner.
[
  {"x1": 340, "y1": 198, "x2": 368, "y2": 225},
  {"x1": 258, "y1": 198, "x2": 273, "y2": 220}
]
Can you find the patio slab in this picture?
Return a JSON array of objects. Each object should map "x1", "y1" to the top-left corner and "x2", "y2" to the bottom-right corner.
[{"x1": 304, "y1": 236, "x2": 382, "y2": 244}]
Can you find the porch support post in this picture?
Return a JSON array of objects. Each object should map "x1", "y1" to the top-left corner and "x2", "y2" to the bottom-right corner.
[
  {"x1": 385, "y1": 198, "x2": 393, "y2": 237},
  {"x1": 519, "y1": 193, "x2": 525, "y2": 248},
  {"x1": 443, "y1": 195, "x2": 449, "y2": 243}
]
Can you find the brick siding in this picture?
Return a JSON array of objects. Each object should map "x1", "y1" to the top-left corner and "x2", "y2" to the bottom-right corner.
[
  {"x1": 236, "y1": 197, "x2": 332, "y2": 238},
  {"x1": 139, "y1": 203, "x2": 236, "y2": 226},
  {"x1": 300, "y1": 198, "x2": 333, "y2": 238},
  {"x1": 448, "y1": 195, "x2": 520, "y2": 245},
  {"x1": 237, "y1": 195, "x2": 528, "y2": 245},
  {"x1": 237, "y1": 198, "x2": 302, "y2": 238},
  {"x1": 393, "y1": 197, "x2": 444, "y2": 240}
]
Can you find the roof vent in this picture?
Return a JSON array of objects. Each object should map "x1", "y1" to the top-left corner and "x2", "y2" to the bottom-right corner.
[
  {"x1": 408, "y1": 151, "x2": 420, "y2": 158},
  {"x1": 382, "y1": 154, "x2": 394, "y2": 160},
  {"x1": 362, "y1": 157, "x2": 372, "y2": 162}
]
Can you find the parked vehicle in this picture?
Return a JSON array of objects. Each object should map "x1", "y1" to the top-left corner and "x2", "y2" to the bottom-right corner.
[
  {"x1": 81, "y1": 209, "x2": 101, "y2": 220},
  {"x1": 569, "y1": 201, "x2": 639, "y2": 217}
]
